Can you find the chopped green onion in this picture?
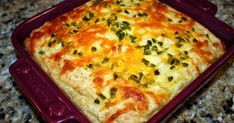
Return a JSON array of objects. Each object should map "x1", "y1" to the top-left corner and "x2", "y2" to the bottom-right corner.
[
  {"x1": 142, "y1": 58, "x2": 150, "y2": 66},
  {"x1": 38, "y1": 51, "x2": 45, "y2": 55},
  {"x1": 83, "y1": 11, "x2": 95, "y2": 21},
  {"x1": 77, "y1": 52, "x2": 83, "y2": 56},
  {"x1": 107, "y1": 14, "x2": 117, "y2": 26},
  {"x1": 102, "y1": 57, "x2": 109, "y2": 64},
  {"x1": 51, "y1": 33, "x2": 55, "y2": 38},
  {"x1": 147, "y1": 40, "x2": 152, "y2": 46},
  {"x1": 138, "y1": 12, "x2": 148, "y2": 17},
  {"x1": 94, "y1": 0, "x2": 103, "y2": 4},
  {"x1": 91, "y1": 47, "x2": 97, "y2": 52},
  {"x1": 206, "y1": 34, "x2": 210, "y2": 39},
  {"x1": 130, "y1": 35, "x2": 137, "y2": 43},
  {"x1": 170, "y1": 65, "x2": 175, "y2": 70},
  {"x1": 110, "y1": 87, "x2": 117, "y2": 98},
  {"x1": 71, "y1": 22, "x2": 77, "y2": 26},
  {"x1": 73, "y1": 30, "x2": 78, "y2": 33},
  {"x1": 94, "y1": 99, "x2": 100, "y2": 104},
  {"x1": 95, "y1": 18, "x2": 100, "y2": 23},
  {"x1": 88, "y1": 11, "x2": 95, "y2": 18},
  {"x1": 154, "y1": 69, "x2": 160, "y2": 75},
  {"x1": 120, "y1": 21, "x2": 130, "y2": 30},
  {"x1": 193, "y1": 38, "x2": 198, "y2": 43},
  {"x1": 116, "y1": 30, "x2": 125, "y2": 41},
  {"x1": 99, "y1": 93, "x2": 106, "y2": 100},
  {"x1": 139, "y1": 72, "x2": 144, "y2": 80},
  {"x1": 144, "y1": 45, "x2": 150, "y2": 50},
  {"x1": 150, "y1": 64, "x2": 156, "y2": 67},
  {"x1": 182, "y1": 62, "x2": 189, "y2": 67},
  {"x1": 158, "y1": 42, "x2": 163, "y2": 46},
  {"x1": 64, "y1": 23, "x2": 70, "y2": 27},
  {"x1": 135, "y1": 45, "x2": 142, "y2": 49},
  {"x1": 168, "y1": 76, "x2": 173, "y2": 81},
  {"x1": 192, "y1": 28, "x2": 195, "y2": 32},
  {"x1": 87, "y1": 64, "x2": 93, "y2": 68},
  {"x1": 176, "y1": 37, "x2": 185, "y2": 42},
  {"x1": 144, "y1": 50, "x2": 151, "y2": 55},
  {"x1": 116, "y1": 0, "x2": 124, "y2": 6},
  {"x1": 178, "y1": 17, "x2": 187, "y2": 23},
  {"x1": 152, "y1": 38, "x2": 156, "y2": 43},
  {"x1": 124, "y1": 10, "x2": 129, "y2": 14},
  {"x1": 167, "y1": 53, "x2": 173, "y2": 57},
  {"x1": 168, "y1": 55, "x2": 179, "y2": 65},
  {"x1": 157, "y1": 51, "x2": 164, "y2": 55},
  {"x1": 181, "y1": 17, "x2": 187, "y2": 21},
  {"x1": 73, "y1": 50, "x2": 78, "y2": 55},
  {"x1": 113, "y1": 73, "x2": 119, "y2": 80},
  {"x1": 151, "y1": 46, "x2": 158, "y2": 52},
  {"x1": 170, "y1": 58, "x2": 175, "y2": 65},
  {"x1": 48, "y1": 40, "x2": 56, "y2": 47},
  {"x1": 129, "y1": 75, "x2": 140, "y2": 83},
  {"x1": 161, "y1": 33, "x2": 166, "y2": 37},
  {"x1": 175, "y1": 42, "x2": 183, "y2": 47},
  {"x1": 83, "y1": 16, "x2": 89, "y2": 21}
]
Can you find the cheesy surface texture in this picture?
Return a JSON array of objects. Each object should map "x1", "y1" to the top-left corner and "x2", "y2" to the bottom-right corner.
[{"x1": 25, "y1": 0, "x2": 224, "y2": 122}]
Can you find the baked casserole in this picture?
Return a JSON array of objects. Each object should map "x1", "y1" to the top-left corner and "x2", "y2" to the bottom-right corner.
[{"x1": 24, "y1": 0, "x2": 224, "y2": 122}]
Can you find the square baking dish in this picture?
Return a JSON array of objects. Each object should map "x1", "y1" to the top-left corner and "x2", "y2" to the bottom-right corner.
[{"x1": 9, "y1": 0, "x2": 234, "y2": 122}]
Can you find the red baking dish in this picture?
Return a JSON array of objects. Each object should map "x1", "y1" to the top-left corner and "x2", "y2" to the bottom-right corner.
[{"x1": 9, "y1": 0, "x2": 234, "y2": 123}]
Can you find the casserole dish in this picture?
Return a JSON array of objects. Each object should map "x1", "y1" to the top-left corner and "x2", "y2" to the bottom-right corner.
[{"x1": 9, "y1": 0, "x2": 234, "y2": 123}]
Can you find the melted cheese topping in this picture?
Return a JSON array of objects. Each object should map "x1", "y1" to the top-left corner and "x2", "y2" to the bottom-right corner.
[{"x1": 25, "y1": 0, "x2": 225, "y2": 122}]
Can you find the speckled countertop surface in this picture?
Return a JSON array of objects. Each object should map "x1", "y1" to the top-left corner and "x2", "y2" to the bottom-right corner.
[{"x1": 0, "y1": 0, "x2": 233, "y2": 123}]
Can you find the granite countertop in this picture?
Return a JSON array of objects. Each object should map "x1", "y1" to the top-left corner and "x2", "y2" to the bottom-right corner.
[{"x1": 0, "y1": 0, "x2": 233, "y2": 123}]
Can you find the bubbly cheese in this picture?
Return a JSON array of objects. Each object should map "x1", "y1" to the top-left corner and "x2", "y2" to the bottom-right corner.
[{"x1": 24, "y1": 0, "x2": 225, "y2": 122}]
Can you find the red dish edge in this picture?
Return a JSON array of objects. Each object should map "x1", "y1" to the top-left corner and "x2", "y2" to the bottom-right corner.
[{"x1": 9, "y1": 0, "x2": 234, "y2": 123}]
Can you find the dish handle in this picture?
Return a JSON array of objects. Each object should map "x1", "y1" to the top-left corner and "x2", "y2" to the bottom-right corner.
[
  {"x1": 181, "y1": 0, "x2": 217, "y2": 16},
  {"x1": 9, "y1": 57, "x2": 89, "y2": 123}
]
